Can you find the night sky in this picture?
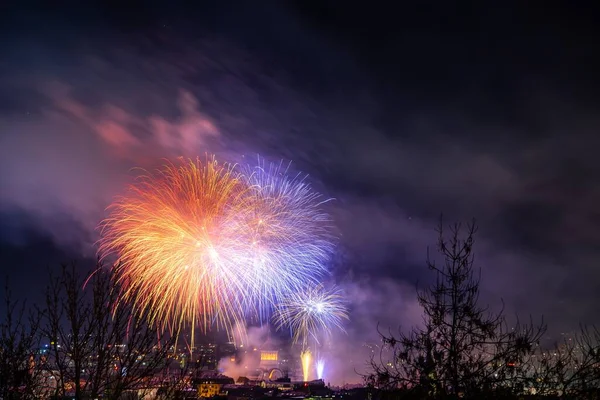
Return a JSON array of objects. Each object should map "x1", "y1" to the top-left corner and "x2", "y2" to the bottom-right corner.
[{"x1": 1, "y1": 2, "x2": 600, "y2": 376}]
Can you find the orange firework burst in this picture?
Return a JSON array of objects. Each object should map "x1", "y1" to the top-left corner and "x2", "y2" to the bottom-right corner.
[{"x1": 99, "y1": 156, "x2": 249, "y2": 340}]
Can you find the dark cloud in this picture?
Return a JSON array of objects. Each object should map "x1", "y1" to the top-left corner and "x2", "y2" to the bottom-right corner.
[{"x1": 1, "y1": 2, "x2": 600, "y2": 384}]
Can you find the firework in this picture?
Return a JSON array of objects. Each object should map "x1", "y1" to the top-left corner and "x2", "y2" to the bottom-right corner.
[
  {"x1": 99, "y1": 156, "x2": 335, "y2": 344},
  {"x1": 316, "y1": 358, "x2": 325, "y2": 381},
  {"x1": 235, "y1": 159, "x2": 334, "y2": 316},
  {"x1": 274, "y1": 283, "x2": 349, "y2": 349},
  {"x1": 301, "y1": 350, "x2": 312, "y2": 382},
  {"x1": 99, "y1": 157, "x2": 248, "y2": 340}
]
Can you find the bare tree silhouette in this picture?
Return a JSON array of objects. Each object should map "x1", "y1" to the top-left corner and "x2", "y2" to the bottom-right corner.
[
  {"x1": 40, "y1": 262, "x2": 175, "y2": 399},
  {"x1": 367, "y1": 220, "x2": 546, "y2": 398}
]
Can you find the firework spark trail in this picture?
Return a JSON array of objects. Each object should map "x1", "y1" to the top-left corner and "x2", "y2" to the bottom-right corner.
[
  {"x1": 274, "y1": 283, "x2": 349, "y2": 349},
  {"x1": 316, "y1": 358, "x2": 325, "y2": 381},
  {"x1": 301, "y1": 350, "x2": 312, "y2": 382},
  {"x1": 99, "y1": 156, "x2": 335, "y2": 346}
]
